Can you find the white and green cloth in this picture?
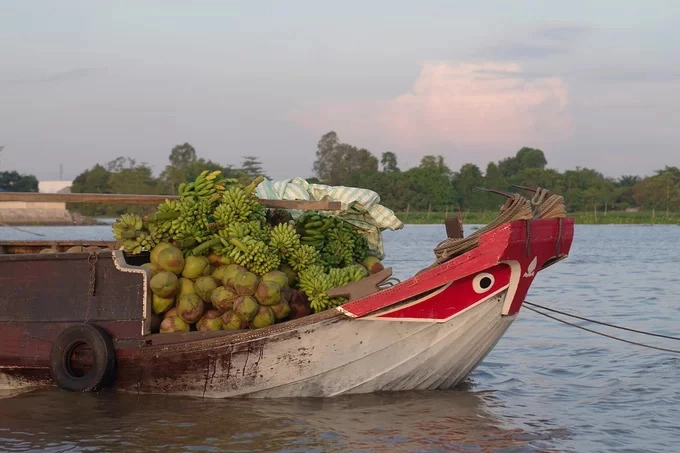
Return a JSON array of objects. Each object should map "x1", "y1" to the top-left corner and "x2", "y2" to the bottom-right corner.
[{"x1": 256, "y1": 177, "x2": 404, "y2": 259}]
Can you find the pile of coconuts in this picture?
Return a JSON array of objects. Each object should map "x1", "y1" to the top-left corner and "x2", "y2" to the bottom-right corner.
[{"x1": 144, "y1": 242, "x2": 311, "y2": 333}]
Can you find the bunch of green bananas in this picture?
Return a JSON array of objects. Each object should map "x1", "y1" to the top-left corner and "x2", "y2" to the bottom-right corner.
[
  {"x1": 297, "y1": 264, "x2": 334, "y2": 312},
  {"x1": 214, "y1": 182, "x2": 266, "y2": 225},
  {"x1": 269, "y1": 222, "x2": 301, "y2": 258},
  {"x1": 228, "y1": 236, "x2": 280, "y2": 275},
  {"x1": 164, "y1": 196, "x2": 214, "y2": 243},
  {"x1": 296, "y1": 211, "x2": 333, "y2": 249},
  {"x1": 178, "y1": 170, "x2": 230, "y2": 201},
  {"x1": 112, "y1": 213, "x2": 143, "y2": 241},
  {"x1": 286, "y1": 244, "x2": 322, "y2": 272}
]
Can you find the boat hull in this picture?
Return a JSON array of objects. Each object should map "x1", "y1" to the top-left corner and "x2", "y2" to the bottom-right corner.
[
  {"x1": 114, "y1": 292, "x2": 514, "y2": 398},
  {"x1": 1, "y1": 217, "x2": 573, "y2": 398}
]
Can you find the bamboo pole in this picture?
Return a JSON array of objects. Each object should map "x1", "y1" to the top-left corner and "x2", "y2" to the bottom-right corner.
[{"x1": 0, "y1": 192, "x2": 341, "y2": 211}]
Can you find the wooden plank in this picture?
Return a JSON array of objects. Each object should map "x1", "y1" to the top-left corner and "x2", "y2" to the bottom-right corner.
[{"x1": 0, "y1": 192, "x2": 341, "y2": 210}]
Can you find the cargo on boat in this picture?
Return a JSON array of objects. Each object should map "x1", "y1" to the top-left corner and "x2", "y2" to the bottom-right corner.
[{"x1": 0, "y1": 181, "x2": 573, "y2": 398}]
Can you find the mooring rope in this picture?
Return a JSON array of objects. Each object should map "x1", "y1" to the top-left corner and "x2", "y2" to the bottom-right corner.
[
  {"x1": 525, "y1": 301, "x2": 680, "y2": 341},
  {"x1": 524, "y1": 301, "x2": 680, "y2": 354}
]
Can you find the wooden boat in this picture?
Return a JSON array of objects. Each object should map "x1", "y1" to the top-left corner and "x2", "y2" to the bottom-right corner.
[{"x1": 0, "y1": 189, "x2": 573, "y2": 398}]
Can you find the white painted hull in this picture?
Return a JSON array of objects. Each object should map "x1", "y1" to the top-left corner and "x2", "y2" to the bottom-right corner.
[{"x1": 142, "y1": 291, "x2": 514, "y2": 398}]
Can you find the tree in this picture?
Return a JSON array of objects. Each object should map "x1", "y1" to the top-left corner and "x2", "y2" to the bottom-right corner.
[
  {"x1": 452, "y1": 163, "x2": 484, "y2": 209},
  {"x1": 498, "y1": 147, "x2": 547, "y2": 178},
  {"x1": 71, "y1": 164, "x2": 112, "y2": 194},
  {"x1": 380, "y1": 152, "x2": 400, "y2": 172},
  {"x1": 313, "y1": 131, "x2": 339, "y2": 182},
  {"x1": 240, "y1": 156, "x2": 266, "y2": 178},
  {"x1": 160, "y1": 143, "x2": 199, "y2": 193},
  {"x1": 169, "y1": 143, "x2": 197, "y2": 167},
  {"x1": 0, "y1": 171, "x2": 39, "y2": 192},
  {"x1": 632, "y1": 166, "x2": 680, "y2": 213},
  {"x1": 312, "y1": 132, "x2": 378, "y2": 185}
]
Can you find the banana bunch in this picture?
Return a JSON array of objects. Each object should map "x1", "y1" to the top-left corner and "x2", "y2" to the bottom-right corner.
[
  {"x1": 269, "y1": 222, "x2": 301, "y2": 258},
  {"x1": 327, "y1": 267, "x2": 351, "y2": 288},
  {"x1": 112, "y1": 213, "x2": 144, "y2": 241},
  {"x1": 286, "y1": 244, "x2": 322, "y2": 272},
  {"x1": 178, "y1": 170, "x2": 230, "y2": 201},
  {"x1": 228, "y1": 236, "x2": 280, "y2": 275},
  {"x1": 214, "y1": 182, "x2": 265, "y2": 226},
  {"x1": 344, "y1": 263, "x2": 369, "y2": 282},
  {"x1": 296, "y1": 211, "x2": 333, "y2": 249},
  {"x1": 144, "y1": 199, "x2": 182, "y2": 236},
  {"x1": 120, "y1": 224, "x2": 164, "y2": 254},
  {"x1": 297, "y1": 264, "x2": 334, "y2": 313},
  {"x1": 165, "y1": 196, "x2": 214, "y2": 243}
]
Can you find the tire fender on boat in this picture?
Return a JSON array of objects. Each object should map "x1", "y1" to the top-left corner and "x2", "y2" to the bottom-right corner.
[{"x1": 49, "y1": 324, "x2": 116, "y2": 392}]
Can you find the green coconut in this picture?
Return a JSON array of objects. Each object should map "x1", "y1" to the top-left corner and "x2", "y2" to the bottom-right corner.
[
  {"x1": 177, "y1": 277, "x2": 196, "y2": 297},
  {"x1": 279, "y1": 263, "x2": 297, "y2": 286},
  {"x1": 182, "y1": 255, "x2": 210, "y2": 279},
  {"x1": 159, "y1": 315, "x2": 190, "y2": 333},
  {"x1": 220, "y1": 310, "x2": 248, "y2": 330},
  {"x1": 250, "y1": 305, "x2": 276, "y2": 329},
  {"x1": 281, "y1": 285, "x2": 293, "y2": 302},
  {"x1": 212, "y1": 265, "x2": 231, "y2": 283},
  {"x1": 141, "y1": 262, "x2": 161, "y2": 277},
  {"x1": 176, "y1": 293, "x2": 205, "y2": 324},
  {"x1": 211, "y1": 285, "x2": 240, "y2": 312},
  {"x1": 152, "y1": 293, "x2": 175, "y2": 315},
  {"x1": 220, "y1": 264, "x2": 248, "y2": 287},
  {"x1": 270, "y1": 298, "x2": 291, "y2": 321},
  {"x1": 196, "y1": 309, "x2": 223, "y2": 331},
  {"x1": 150, "y1": 242, "x2": 173, "y2": 265},
  {"x1": 194, "y1": 276, "x2": 219, "y2": 303},
  {"x1": 233, "y1": 271, "x2": 259, "y2": 296},
  {"x1": 261, "y1": 270, "x2": 288, "y2": 288},
  {"x1": 149, "y1": 271, "x2": 179, "y2": 298},
  {"x1": 157, "y1": 245, "x2": 185, "y2": 275},
  {"x1": 254, "y1": 280, "x2": 282, "y2": 306},
  {"x1": 233, "y1": 295, "x2": 259, "y2": 321}
]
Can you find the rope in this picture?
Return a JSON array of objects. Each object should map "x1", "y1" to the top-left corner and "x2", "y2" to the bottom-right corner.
[
  {"x1": 425, "y1": 185, "x2": 568, "y2": 272},
  {"x1": 524, "y1": 305, "x2": 680, "y2": 354},
  {"x1": 525, "y1": 301, "x2": 680, "y2": 341},
  {"x1": 430, "y1": 194, "x2": 533, "y2": 266}
]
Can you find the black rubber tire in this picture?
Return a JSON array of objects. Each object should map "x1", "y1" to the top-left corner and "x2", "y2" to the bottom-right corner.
[{"x1": 49, "y1": 324, "x2": 116, "y2": 392}]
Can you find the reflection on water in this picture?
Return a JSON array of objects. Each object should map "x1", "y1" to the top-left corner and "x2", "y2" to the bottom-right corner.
[
  {"x1": 1, "y1": 224, "x2": 679, "y2": 452},
  {"x1": 0, "y1": 387, "x2": 556, "y2": 452}
]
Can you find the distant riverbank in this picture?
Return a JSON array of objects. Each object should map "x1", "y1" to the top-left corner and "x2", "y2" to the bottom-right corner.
[
  {"x1": 3, "y1": 210, "x2": 678, "y2": 227},
  {"x1": 399, "y1": 210, "x2": 680, "y2": 225}
]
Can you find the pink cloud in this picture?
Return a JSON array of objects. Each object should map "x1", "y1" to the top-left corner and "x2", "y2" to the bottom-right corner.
[{"x1": 289, "y1": 62, "x2": 571, "y2": 160}]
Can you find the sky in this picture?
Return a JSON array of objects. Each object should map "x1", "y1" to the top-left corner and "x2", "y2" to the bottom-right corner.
[{"x1": 1, "y1": 0, "x2": 679, "y2": 182}]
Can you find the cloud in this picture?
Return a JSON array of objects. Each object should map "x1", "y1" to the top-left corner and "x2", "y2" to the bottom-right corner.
[
  {"x1": 480, "y1": 44, "x2": 567, "y2": 60},
  {"x1": 289, "y1": 61, "x2": 571, "y2": 161},
  {"x1": 533, "y1": 25, "x2": 591, "y2": 42},
  {"x1": 478, "y1": 24, "x2": 591, "y2": 60},
  {"x1": 5, "y1": 67, "x2": 100, "y2": 85}
]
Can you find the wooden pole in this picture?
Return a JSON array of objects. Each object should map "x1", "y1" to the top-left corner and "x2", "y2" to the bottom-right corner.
[
  {"x1": 0, "y1": 192, "x2": 341, "y2": 211},
  {"x1": 404, "y1": 203, "x2": 410, "y2": 221}
]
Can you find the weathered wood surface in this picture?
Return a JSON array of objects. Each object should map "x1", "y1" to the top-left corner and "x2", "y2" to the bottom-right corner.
[
  {"x1": 0, "y1": 241, "x2": 117, "y2": 254},
  {"x1": 0, "y1": 192, "x2": 341, "y2": 210}
]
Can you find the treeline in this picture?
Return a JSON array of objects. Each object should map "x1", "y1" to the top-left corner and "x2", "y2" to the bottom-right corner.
[
  {"x1": 312, "y1": 132, "x2": 680, "y2": 216},
  {"x1": 2, "y1": 133, "x2": 679, "y2": 218}
]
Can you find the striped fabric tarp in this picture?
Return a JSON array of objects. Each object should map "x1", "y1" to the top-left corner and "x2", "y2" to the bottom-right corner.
[{"x1": 256, "y1": 177, "x2": 404, "y2": 259}]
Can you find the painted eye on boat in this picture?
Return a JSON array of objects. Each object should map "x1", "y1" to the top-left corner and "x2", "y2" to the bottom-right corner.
[{"x1": 472, "y1": 273, "x2": 495, "y2": 294}]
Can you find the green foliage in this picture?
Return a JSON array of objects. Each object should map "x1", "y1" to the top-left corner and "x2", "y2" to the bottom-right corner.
[
  {"x1": 0, "y1": 171, "x2": 39, "y2": 192},
  {"x1": 312, "y1": 132, "x2": 379, "y2": 185}
]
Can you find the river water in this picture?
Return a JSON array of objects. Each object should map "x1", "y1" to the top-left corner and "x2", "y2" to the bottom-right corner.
[{"x1": 1, "y1": 223, "x2": 679, "y2": 452}]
